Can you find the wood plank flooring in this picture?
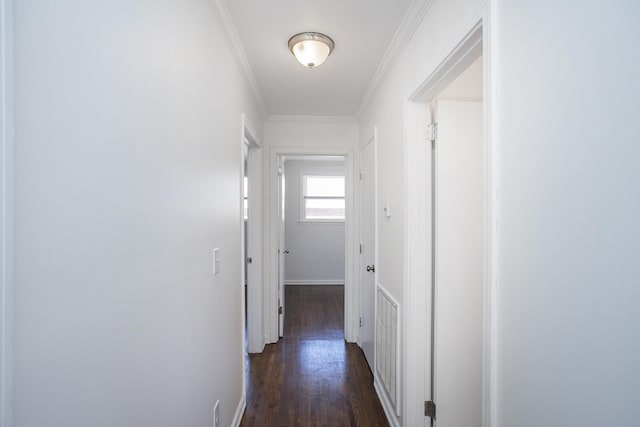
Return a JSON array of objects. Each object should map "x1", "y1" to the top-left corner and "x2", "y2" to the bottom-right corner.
[{"x1": 241, "y1": 285, "x2": 389, "y2": 427}]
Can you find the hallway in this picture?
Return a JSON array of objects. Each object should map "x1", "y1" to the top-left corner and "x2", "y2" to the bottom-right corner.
[
  {"x1": 241, "y1": 286, "x2": 389, "y2": 426},
  {"x1": 4, "y1": 1, "x2": 640, "y2": 426}
]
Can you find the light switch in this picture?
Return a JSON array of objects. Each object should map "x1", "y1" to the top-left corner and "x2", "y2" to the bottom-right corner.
[{"x1": 213, "y1": 248, "x2": 220, "y2": 275}]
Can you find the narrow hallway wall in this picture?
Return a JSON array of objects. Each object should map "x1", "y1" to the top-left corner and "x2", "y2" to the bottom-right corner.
[
  {"x1": 12, "y1": 1, "x2": 264, "y2": 426},
  {"x1": 494, "y1": 2, "x2": 640, "y2": 425},
  {"x1": 356, "y1": 0, "x2": 483, "y2": 424},
  {"x1": 358, "y1": 0, "x2": 640, "y2": 426}
]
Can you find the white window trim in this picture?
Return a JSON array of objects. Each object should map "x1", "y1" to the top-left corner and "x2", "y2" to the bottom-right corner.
[{"x1": 299, "y1": 172, "x2": 345, "y2": 223}]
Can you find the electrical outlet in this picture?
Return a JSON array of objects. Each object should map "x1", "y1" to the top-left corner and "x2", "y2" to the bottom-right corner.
[{"x1": 213, "y1": 400, "x2": 220, "y2": 427}]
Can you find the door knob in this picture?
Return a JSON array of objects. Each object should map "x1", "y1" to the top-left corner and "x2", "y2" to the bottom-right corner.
[
  {"x1": 366, "y1": 265, "x2": 375, "y2": 273},
  {"x1": 284, "y1": 250, "x2": 290, "y2": 254}
]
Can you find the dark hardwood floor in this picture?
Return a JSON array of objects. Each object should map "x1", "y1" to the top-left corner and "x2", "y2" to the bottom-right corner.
[{"x1": 241, "y1": 285, "x2": 389, "y2": 427}]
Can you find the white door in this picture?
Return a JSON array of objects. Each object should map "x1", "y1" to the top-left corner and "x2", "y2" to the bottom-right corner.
[
  {"x1": 432, "y1": 100, "x2": 484, "y2": 427},
  {"x1": 242, "y1": 143, "x2": 249, "y2": 354},
  {"x1": 360, "y1": 138, "x2": 376, "y2": 369},
  {"x1": 277, "y1": 158, "x2": 286, "y2": 337}
]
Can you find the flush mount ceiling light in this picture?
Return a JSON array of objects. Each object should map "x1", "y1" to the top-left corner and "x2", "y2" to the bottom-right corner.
[{"x1": 288, "y1": 32, "x2": 335, "y2": 68}]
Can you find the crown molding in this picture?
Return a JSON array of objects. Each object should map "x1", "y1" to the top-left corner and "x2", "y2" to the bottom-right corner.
[
  {"x1": 209, "y1": 0, "x2": 267, "y2": 115},
  {"x1": 356, "y1": 0, "x2": 434, "y2": 117},
  {"x1": 266, "y1": 115, "x2": 357, "y2": 125}
]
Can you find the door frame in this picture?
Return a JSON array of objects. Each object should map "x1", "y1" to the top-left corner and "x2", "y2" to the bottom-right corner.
[
  {"x1": 276, "y1": 155, "x2": 285, "y2": 338},
  {"x1": 0, "y1": 0, "x2": 13, "y2": 425},
  {"x1": 265, "y1": 146, "x2": 358, "y2": 344},
  {"x1": 402, "y1": 8, "x2": 498, "y2": 427},
  {"x1": 240, "y1": 114, "x2": 264, "y2": 358}
]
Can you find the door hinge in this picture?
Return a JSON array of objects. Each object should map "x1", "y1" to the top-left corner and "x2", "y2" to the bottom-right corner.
[
  {"x1": 359, "y1": 169, "x2": 364, "y2": 180},
  {"x1": 359, "y1": 317, "x2": 363, "y2": 327},
  {"x1": 359, "y1": 244, "x2": 363, "y2": 254},
  {"x1": 424, "y1": 400, "x2": 436, "y2": 419},
  {"x1": 427, "y1": 123, "x2": 438, "y2": 142},
  {"x1": 278, "y1": 306, "x2": 283, "y2": 315}
]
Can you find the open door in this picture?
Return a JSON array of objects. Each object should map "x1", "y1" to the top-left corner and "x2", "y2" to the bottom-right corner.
[
  {"x1": 360, "y1": 138, "x2": 376, "y2": 369},
  {"x1": 242, "y1": 142, "x2": 249, "y2": 356},
  {"x1": 277, "y1": 157, "x2": 286, "y2": 338},
  {"x1": 429, "y1": 99, "x2": 484, "y2": 426},
  {"x1": 243, "y1": 114, "x2": 264, "y2": 354}
]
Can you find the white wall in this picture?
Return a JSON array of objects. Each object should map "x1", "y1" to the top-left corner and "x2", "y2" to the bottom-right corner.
[
  {"x1": 359, "y1": 0, "x2": 640, "y2": 426},
  {"x1": 263, "y1": 117, "x2": 359, "y2": 149},
  {"x1": 358, "y1": 0, "x2": 484, "y2": 320},
  {"x1": 495, "y1": 1, "x2": 640, "y2": 426},
  {"x1": 12, "y1": 1, "x2": 263, "y2": 426},
  {"x1": 358, "y1": 2, "x2": 484, "y2": 423},
  {"x1": 284, "y1": 160, "x2": 345, "y2": 285},
  {"x1": 0, "y1": 0, "x2": 14, "y2": 425}
]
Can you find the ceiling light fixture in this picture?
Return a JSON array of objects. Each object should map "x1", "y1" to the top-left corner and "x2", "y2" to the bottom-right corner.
[{"x1": 288, "y1": 32, "x2": 335, "y2": 68}]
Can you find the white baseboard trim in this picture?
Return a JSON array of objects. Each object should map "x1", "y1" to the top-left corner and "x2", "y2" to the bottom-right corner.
[
  {"x1": 231, "y1": 394, "x2": 246, "y2": 427},
  {"x1": 374, "y1": 377, "x2": 401, "y2": 427},
  {"x1": 284, "y1": 280, "x2": 344, "y2": 286}
]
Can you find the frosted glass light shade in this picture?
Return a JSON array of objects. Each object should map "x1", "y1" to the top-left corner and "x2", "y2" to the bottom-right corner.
[{"x1": 288, "y1": 32, "x2": 334, "y2": 68}]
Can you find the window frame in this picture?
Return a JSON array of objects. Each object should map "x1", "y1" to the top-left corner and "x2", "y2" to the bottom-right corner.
[{"x1": 299, "y1": 172, "x2": 346, "y2": 223}]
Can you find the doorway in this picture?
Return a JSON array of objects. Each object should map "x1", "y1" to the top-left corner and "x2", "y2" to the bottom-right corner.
[
  {"x1": 403, "y1": 20, "x2": 495, "y2": 426},
  {"x1": 429, "y1": 56, "x2": 484, "y2": 426},
  {"x1": 240, "y1": 114, "x2": 263, "y2": 360},
  {"x1": 266, "y1": 146, "x2": 358, "y2": 345},
  {"x1": 277, "y1": 155, "x2": 347, "y2": 339}
]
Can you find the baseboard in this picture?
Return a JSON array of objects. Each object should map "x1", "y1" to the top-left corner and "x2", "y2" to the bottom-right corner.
[
  {"x1": 231, "y1": 394, "x2": 246, "y2": 427},
  {"x1": 284, "y1": 280, "x2": 344, "y2": 286},
  {"x1": 374, "y1": 377, "x2": 401, "y2": 427}
]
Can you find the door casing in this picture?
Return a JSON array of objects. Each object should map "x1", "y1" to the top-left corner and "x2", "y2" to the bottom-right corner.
[
  {"x1": 402, "y1": 12, "x2": 498, "y2": 427},
  {"x1": 277, "y1": 156, "x2": 285, "y2": 337},
  {"x1": 265, "y1": 146, "x2": 358, "y2": 344},
  {"x1": 241, "y1": 114, "x2": 264, "y2": 357}
]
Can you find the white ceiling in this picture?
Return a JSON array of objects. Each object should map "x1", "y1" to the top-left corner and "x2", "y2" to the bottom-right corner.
[{"x1": 225, "y1": 0, "x2": 414, "y2": 117}]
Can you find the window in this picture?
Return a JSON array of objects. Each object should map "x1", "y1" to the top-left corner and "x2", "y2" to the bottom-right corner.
[{"x1": 301, "y1": 174, "x2": 345, "y2": 221}]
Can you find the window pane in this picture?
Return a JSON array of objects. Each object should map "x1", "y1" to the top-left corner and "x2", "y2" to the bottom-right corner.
[
  {"x1": 244, "y1": 199, "x2": 248, "y2": 220},
  {"x1": 305, "y1": 198, "x2": 345, "y2": 220},
  {"x1": 243, "y1": 176, "x2": 248, "y2": 198},
  {"x1": 304, "y1": 175, "x2": 345, "y2": 197}
]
